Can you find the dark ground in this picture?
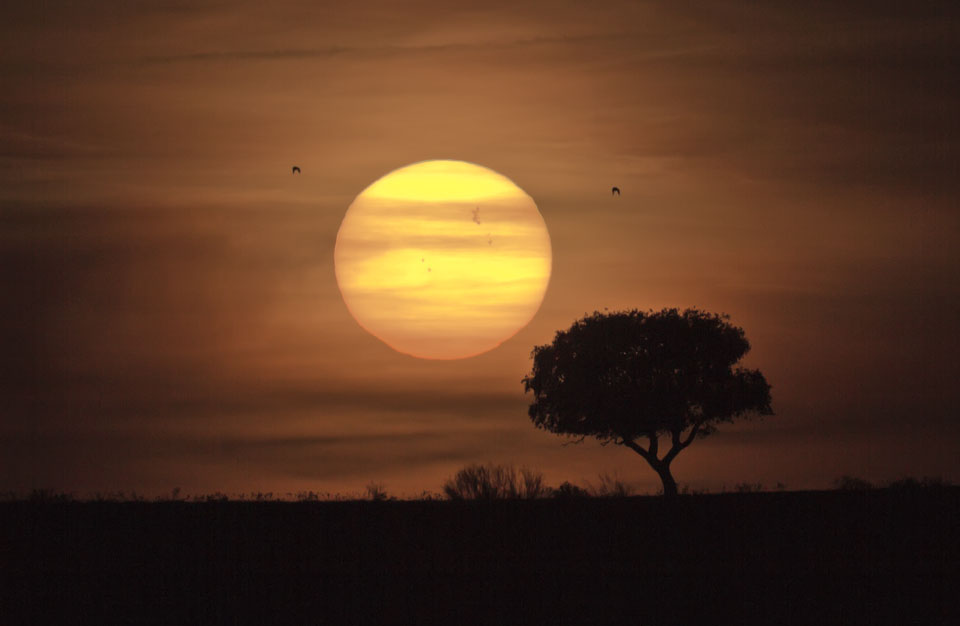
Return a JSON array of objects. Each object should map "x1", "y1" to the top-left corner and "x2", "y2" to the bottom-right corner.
[{"x1": 2, "y1": 488, "x2": 957, "y2": 625}]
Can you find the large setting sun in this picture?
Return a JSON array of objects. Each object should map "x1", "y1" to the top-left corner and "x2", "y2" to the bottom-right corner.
[{"x1": 334, "y1": 160, "x2": 552, "y2": 359}]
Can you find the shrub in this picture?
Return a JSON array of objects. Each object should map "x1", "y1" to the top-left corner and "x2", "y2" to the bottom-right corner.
[
  {"x1": 366, "y1": 482, "x2": 391, "y2": 501},
  {"x1": 834, "y1": 475, "x2": 873, "y2": 491},
  {"x1": 552, "y1": 481, "x2": 590, "y2": 499},
  {"x1": 28, "y1": 488, "x2": 72, "y2": 502},
  {"x1": 442, "y1": 463, "x2": 548, "y2": 500},
  {"x1": 887, "y1": 476, "x2": 952, "y2": 490}
]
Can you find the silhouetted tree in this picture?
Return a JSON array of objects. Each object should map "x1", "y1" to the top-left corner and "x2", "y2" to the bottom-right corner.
[{"x1": 523, "y1": 308, "x2": 773, "y2": 497}]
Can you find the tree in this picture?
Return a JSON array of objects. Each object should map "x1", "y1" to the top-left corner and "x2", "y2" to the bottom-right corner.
[{"x1": 522, "y1": 308, "x2": 773, "y2": 497}]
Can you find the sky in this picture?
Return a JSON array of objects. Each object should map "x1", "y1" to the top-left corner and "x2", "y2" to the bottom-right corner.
[{"x1": 1, "y1": 0, "x2": 958, "y2": 497}]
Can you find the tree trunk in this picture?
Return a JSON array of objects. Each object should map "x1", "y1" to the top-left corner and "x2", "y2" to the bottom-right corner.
[
  {"x1": 621, "y1": 438, "x2": 680, "y2": 497},
  {"x1": 653, "y1": 461, "x2": 678, "y2": 497}
]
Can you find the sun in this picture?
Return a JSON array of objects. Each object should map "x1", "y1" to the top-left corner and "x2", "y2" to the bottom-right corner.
[{"x1": 334, "y1": 160, "x2": 552, "y2": 359}]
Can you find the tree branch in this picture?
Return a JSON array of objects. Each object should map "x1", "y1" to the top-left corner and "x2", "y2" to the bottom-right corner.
[
  {"x1": 647, "y1": 432, "x2": 658, "y2": 460},
  {"x1": 662, "y1": 421, "x2": 703, "y2": 466},
  {"x1": 621, "y1": 437, "x2": 654, "y2": 463},
  {"x1": 670, "y1": 429, "x2": 682, "y2": 451},
  {"x1": 680, "y1": 421, "x2": 702, "y2": 449}
]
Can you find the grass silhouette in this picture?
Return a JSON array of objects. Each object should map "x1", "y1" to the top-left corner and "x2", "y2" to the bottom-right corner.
[
  {"x1": 2, "y1": 476, "x2": 956, "y2": 624},
  {"x1": 4, "y1": 474, "x2": 954, "y2": 503},
  {"x1": 4, "y1": 481, "x2": 957, "y2": 625}
]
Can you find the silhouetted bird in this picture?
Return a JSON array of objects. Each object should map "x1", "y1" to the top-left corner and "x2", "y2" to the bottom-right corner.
[
  {"x1": 611, "y1": 186, "x2": 620, "y2": 196},
  {"x1": 292, "y1": 166, "x2": 301, "y2": 174},
  {"x1": 472, "y1": 207, "x2": 481, "y2": 224}
]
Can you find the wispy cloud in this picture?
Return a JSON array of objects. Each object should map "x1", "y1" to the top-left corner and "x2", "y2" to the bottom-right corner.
[{"x1": 134, "y1": 32, "x2": 678, "y2": 66}]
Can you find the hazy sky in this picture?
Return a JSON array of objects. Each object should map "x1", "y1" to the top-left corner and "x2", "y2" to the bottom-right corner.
[{"x1": 2, "y1": 1, "x2": 958, "y2": 497}]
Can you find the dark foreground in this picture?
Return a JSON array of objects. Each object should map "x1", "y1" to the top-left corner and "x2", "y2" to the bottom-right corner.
[{"x1": 2, "y1": 489, "x2": 957, "y2": 625}]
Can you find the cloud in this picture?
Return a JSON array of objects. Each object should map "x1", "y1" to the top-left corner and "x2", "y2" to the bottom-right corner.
[
  {"x1": 133, "y1": 31, "x2": 699, "y2": 66},
  {"x1": 138, "y1": 46, "x2": 353, "y2": 65},
  {"x1": 0, "y1": 127, "x2": 116, "y2": 161}
]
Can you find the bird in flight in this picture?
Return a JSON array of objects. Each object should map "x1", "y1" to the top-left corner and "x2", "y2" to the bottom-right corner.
[
  {"x1": 292, "y1": 166, "x2": 301, "y2": 174},
  {"x1": 472, "y1": 206, "x2": 481, "y2": 224},
  {"x1": 611, "y1": 186, "x2": 620, "y2": 196}
]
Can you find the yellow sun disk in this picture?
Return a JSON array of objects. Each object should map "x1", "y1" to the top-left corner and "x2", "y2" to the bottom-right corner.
[
  {"x1": 343, "y1": 249, "x2": 549, "y2": 294},
  {"x1": 361, "y1": 160, "x2": 523, "y2": 202},
  {"x1": 335, "y1": 160, "x2": 552, "y2": 359}
]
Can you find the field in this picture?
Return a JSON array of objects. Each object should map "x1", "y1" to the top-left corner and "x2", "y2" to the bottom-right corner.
[{"x1": 3, "y1": 488, "x2": 957, "y2": 625}]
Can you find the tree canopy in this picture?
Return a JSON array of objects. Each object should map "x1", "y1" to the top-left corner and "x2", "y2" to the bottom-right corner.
[{"x1": 523, "y1": 308, "x2": 773, "y2": 495}]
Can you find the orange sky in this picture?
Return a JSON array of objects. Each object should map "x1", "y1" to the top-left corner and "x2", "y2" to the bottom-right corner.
[{"x1": 1, "y1": 1, "x2": 958, "y2": 497}]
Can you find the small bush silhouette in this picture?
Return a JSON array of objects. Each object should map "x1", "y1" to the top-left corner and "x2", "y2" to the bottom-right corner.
[
  {"x1": 552, "y1": 481, "x2": 590, "y2": 499},
  {"x1": 734, "y1": 482, "x2": 764, "y2": 493},
  {"x1": 365, "y1": 482, "x2": 391, "y2": 501},
  {"x1": 28, "y1": 488, "x2": 73, "y2": 502},
  {"x1": 442, "y1": 463, "x2": 548, "y2": 500},
  {"x1": 834, "y1": 475, "x2": 873, "y2": 491},
  {"x1": 886, "y1": 476, "x2": 951, "y2": 490}
]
